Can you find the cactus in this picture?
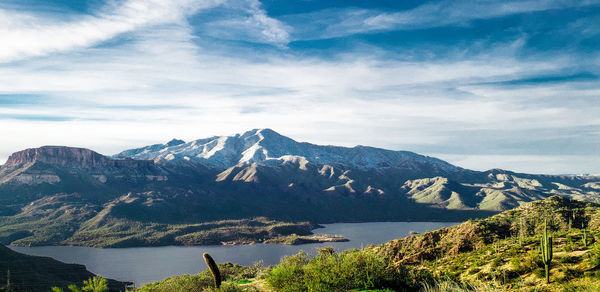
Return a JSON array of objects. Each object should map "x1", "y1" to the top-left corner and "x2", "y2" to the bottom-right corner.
[
  {"x1": 540, "y1": 219, "x2": 553, "y2": 284},
  {"x1": 581, "y1": 222, "x2": 588, "y2": 248},
  {"x1": 494, "y1": 239, "x2": 498, "y2": 254},
  {"x1": 519, "y1": 217, "x2": 524, "y2": 246},
  {"x1": 203, "y1": 253, "x2": 221, "y2": 288},
  {"x1": 6, "y1": 269, "x2": 10, "y2": 292}
]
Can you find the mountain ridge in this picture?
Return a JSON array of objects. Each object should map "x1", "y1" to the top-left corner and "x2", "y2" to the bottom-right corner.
[
  {"x1": 0, "y1": 129, "x2": 598, "y2": 247},
  {"x1": 114, "y1": 128, "x2": 459, "y2": 173}
]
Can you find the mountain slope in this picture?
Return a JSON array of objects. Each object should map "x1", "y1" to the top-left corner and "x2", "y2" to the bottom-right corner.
[
  {"x1": 0, "y1": 129, "x2": 598, "y2": 247},
  {"x1": 373, "y1": 196, "x2": 600, "y2": 290},
  {"x1": 0, "y1": 244, "x2": 129, "y2": 291}
]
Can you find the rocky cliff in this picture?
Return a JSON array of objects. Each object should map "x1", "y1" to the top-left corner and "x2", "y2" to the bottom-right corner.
[{"x1": 5, "y1": 146, "x2": 153, "y2": 169}]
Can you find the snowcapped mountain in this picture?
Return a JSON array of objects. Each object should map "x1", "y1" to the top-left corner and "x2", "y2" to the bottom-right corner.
[
  {"x1": 1, "y1": 130, "x2": 599, "y2": 248},
  {"x1": 115, "y1": 128, "x2": 459, "y2": 172}
]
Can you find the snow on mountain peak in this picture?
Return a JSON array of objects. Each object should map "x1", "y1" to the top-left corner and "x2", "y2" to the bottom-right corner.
[
  {"x1": 114, "y1": 129, "x2": 459, "y2": 172},
  {"x1": 166, "y1": 139, "x2": 185, "y2": 147}
]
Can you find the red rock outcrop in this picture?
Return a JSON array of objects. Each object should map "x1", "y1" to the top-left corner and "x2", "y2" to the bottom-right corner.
[{"x1": 5, "y1": 146, "x2": 153, "y2": 168}]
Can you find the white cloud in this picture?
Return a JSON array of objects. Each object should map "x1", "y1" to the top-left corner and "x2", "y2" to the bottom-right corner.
[
  {"x1": 0, "y1": 0, "x2": 224, "y2": 63},
  {"x1": 200, "y1": 0, "x2": 290, "y2": 45},
  {"x1": 286, "y1": 0, "x2": 600, "y2": 40},
  {"x1": 363, "y1": 0, "x2": 595, "y2": 29}
]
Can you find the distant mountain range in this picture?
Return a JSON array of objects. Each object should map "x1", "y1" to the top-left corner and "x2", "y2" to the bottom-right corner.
[{"x1": 0, "y1": 129, "x2": 598, "y2": 247}]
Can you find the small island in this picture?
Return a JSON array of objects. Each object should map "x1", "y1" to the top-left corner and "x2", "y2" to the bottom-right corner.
[{"x1": 264, "y1": 233, "x2": 349, "y2": 245}]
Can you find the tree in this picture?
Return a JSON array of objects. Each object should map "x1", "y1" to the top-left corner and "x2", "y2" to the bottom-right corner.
[{"x1": 82, "y1": 277, "x2": 108, "y2": 292}]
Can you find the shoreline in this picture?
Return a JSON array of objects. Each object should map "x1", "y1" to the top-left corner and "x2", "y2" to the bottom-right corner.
[{"x1": 4, "y1": 220, "x2": 462, "y2": 249}]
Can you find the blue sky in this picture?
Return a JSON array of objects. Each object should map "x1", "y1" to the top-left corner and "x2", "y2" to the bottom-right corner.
[{"x1": 0, "y1": 0, "x2": 599, "y2": 174}]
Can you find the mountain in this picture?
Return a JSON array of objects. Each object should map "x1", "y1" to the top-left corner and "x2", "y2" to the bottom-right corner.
[
  {"x1": 115, "y1": 128, "x2": 458, "y2": 172},
  {"x1": 0, "y1": 244, "x2": 129, "y2": 291},
  {"x1": 0, "y1": 129, "x2": 598, "y2": 247},
  {"x1": 113, "y1": 129, "x2": 599, "y2": 211},
  {"x1": 0, "y1": 145, "x2": 170, "y2": 206}
]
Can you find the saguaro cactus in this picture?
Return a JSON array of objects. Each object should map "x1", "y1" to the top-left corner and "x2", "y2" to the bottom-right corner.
[
  {"x1": 540, "y1": 219, "x2": 553, "y2": 284},
  {"x1": 519, "y1": 217, "x2": 524, "y2": 246},
  {"x1": 203, "y1": 253, "x2": 221, "y2": 288}
]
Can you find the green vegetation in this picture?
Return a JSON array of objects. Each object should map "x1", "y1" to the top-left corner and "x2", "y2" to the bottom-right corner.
[
  {"x1": 0, "y1": 196, "x2": 326, "y2": 247},
  {"x1": 136, "y1": 262, "x2": 264, "y2": 292},
  {"x1": 265, "y1": 248, "x2": 430, "y2": 291},
  {"x1": 51, "y1": 276, "x2": 108, "y2": 292},
  {"x1": 134, "y1": 248, "x2": 430, "y2": 292},
  {"x1": 263, "y1": 233, "x2": 348, "y2": 245},
  {"x1": 374, "y1": 196, "x2": 600, "y2": 291}
]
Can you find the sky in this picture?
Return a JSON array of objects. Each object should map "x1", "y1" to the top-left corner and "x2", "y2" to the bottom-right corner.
[{"x1": 0, "y1": 0, "x2": 599, "y2": 174}]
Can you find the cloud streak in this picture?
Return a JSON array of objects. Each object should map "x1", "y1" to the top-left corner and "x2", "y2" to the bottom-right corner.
[
  {"x1": 200, "y1": 0, "x2": 290, "y2": 45},
  {"x1": 0, "y1": 0, "x2": 224, "y2": 63},
  {"x1": 283, "y1": 0, "x2": 600, "y2": 40}
]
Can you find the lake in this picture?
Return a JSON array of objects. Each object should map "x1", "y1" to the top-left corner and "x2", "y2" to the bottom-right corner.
[{"x1": 10, "y1": 221, "x2": 458, "y2": 286}]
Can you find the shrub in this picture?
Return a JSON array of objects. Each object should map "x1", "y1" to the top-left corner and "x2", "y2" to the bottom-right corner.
[
  {"x1": 265, "y1": 251, "x2": 309, "y2": 292},
  {"x1": 51, "y1": 277, "x2": 108, "y2": 292},
  {"x1": 564, "y1": 241, "x2": 574, "y2": 252},
  {"x1": 562, "y1": 281, "x2": 600, "y2": 292},
  {"x1": 533, "y1": 267, "x2": 545, "y2": 279},
  {"x1": 304, "y1": 248, "x2": 404, "y2": 291},
  {"x1": 490, "y1": 255, "x2": 502, "y2": 268},
  {"x1": 137, "y1": 274, "x2": 214, "y2": 292},
  {"x1": 509, "y1": 256, "x2": 521, "y2": 271},
  {"x1": 558, "y1": 255, "x2": 581, "y2": 264},
  {"x1": 265, "y1": 249, "x2": 432, "y2": 292},
  {"x1": 421, "y1": 279, "x2": 477, "y2": 292},
  {"x1": 201, "y1": 282, "x2": 249, "y2": 292},
  {"x1": 562, "y1": 268, "x2": 583, "y2": 280},
  {"x1": 587, "y1": 243, "x2": 600, "y2": 267}
]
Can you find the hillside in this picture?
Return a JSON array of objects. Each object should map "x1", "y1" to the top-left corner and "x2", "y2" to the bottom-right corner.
[
  {"x1": 134, "y1": 196, "x2": 600, "y2": 291},
  {"x1": 374, "y1": 195, "x2": 600, "y2": 290},
  {"x1": 0, "y1": 129, "x2": 598, "y2": 247},
  {"x1": 0, "y1": 244, "x2": 129, "y2": 292}
]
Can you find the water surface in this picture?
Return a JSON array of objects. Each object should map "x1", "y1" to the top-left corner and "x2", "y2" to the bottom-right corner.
[{"x1": 11, "y1": 221, "x2": 458, "y2": 286}]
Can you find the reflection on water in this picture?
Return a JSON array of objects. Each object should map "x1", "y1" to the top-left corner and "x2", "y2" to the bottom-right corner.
[{"x1": 10, "y1": 221, "x2": 458, "y2": 285}]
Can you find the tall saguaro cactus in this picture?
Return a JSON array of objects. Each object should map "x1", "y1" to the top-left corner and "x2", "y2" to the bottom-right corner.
[
  {"x1": 581, "y1": 222, "x2": 588, "y2": 248},
  {"x1": 540, "y1": 219, "x2": 553, "y2": 284},
  {"x1": 519, "y1": 217, "x2": 524, "y2": 246},
  {"x1": 203, "y1": 253, "x2": 222, "y2": 288}
]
